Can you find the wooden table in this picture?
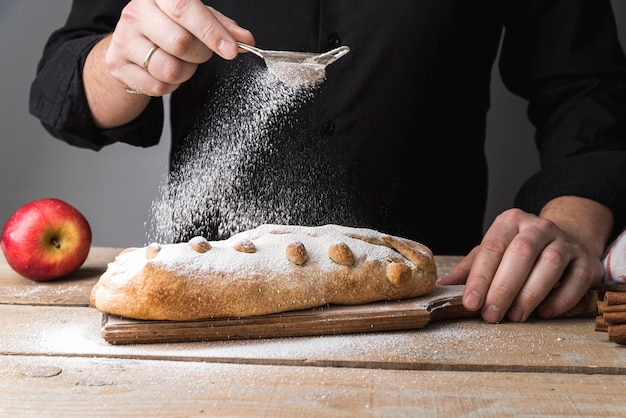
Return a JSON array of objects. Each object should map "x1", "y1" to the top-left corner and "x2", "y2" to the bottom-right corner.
[{"x1": 1, "y1": 247, "x2": 625, "y2": 417}]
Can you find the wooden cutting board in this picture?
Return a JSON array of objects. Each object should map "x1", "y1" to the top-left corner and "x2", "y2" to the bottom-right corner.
[
  {"x1": 100, "y1": 285, "x2": 475, "y2": 344},
  {"x1": 100, "y1": 284, "x2": 600, "y2": 345}
]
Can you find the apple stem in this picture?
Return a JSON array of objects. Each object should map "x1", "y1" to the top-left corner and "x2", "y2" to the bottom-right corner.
[{"x1": 51, "y1": 238, "x2": 61, "y2": 249}]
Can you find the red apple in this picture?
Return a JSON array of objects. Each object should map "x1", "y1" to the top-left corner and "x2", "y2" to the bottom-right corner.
[{"x1": 1, "y1": 198, "x2": 92, "y2": 281}]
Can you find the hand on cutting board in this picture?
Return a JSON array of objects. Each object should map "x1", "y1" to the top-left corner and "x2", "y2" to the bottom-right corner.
[
  {"x1": 83, "y1": 0, "x2": 254, "y2": 128},
  {"x1": 439, "y1": 197, "x2": 612, "y2": 323}
]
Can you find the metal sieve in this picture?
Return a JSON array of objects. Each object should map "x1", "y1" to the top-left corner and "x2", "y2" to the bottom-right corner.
[{"x1": 237, "y1": 42, "x2": 350, "y2": 87}]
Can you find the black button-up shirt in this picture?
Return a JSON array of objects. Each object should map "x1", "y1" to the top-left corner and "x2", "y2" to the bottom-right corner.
[{"x1": 29, "y1": 0, "x2": 626, "y2": 253}]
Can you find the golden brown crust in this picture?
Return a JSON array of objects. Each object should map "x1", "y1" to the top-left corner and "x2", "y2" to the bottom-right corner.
[{"x1": 90, "y1": 224, "x2": 438, "y2": 320}]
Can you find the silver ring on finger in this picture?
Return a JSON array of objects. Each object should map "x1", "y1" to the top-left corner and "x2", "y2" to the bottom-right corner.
[{"x1": 143, "y1": 45, "x2": 159, "y2": 74}]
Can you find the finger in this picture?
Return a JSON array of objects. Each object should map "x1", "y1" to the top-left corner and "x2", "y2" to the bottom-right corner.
[
  {"x1": 108, "y1": 30, "x2": 185, "y2": 95},
  {"x1": 134, "y1": 3, "x2": 212, "y2": 65},
  {"x1": 118, "y1": 56, "x2": 182, "y2": 97},
  {"x1": 109, "y1": 2, "x2": 186, "y2": 93},
  {"x1": 155, "y1": 0, "x2": 251, "y2": 60},
  {"x1": 137, "y1": 42, "x2": 200, "y2": 86},
  {"x1": 479, "y1": 219, "x2": 557, "y2": 323},
  {"x1": 504, "y1": 244, "x2": 568, "y2": 322},
  {"x1": 536, "y1": 256, "x2": 602, "y2": 319},
  {"x1": 461, "y1": 214, "x2": 521, "y2": 313},
  {"x1": 480, "y1": 237, "x2": 542, "y2": 322}
]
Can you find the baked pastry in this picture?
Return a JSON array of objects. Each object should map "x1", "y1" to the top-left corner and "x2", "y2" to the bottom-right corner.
[{"x1": 90, "y1": 224, "x2": 437, "y2": 320}]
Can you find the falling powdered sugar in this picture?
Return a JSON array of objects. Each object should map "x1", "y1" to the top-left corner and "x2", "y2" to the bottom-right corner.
[{"x1": 146, "y1": 57, "x2": 355, "y2": 244}]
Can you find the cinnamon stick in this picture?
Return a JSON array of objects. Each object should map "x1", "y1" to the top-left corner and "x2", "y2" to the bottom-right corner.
[
  {"x1": 594, "y1": 286, "x2": 626, "y2": 344},
  {"x1": 604, "y1": 291, "x2": 626, "y2": 306},
  {"x1": 602, "y1": 310, "x2": 626, "y2": 324},
  {"x1": 597, "y1": 300, "x2": 608, "y2": 314},
  {"x1": 599, "y1": 303, "x2": 626, "y2": 313},
  {"x1": 608, "y1": 323, "x2": 626, "y2": 344}
]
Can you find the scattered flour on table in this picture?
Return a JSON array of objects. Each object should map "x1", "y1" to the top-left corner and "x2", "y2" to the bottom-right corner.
[{"x1": 146, "y1": 57, "x2": 353, "y2": 244}]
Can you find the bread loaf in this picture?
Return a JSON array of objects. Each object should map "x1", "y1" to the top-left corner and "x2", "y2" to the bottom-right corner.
[{"x1": 90, "y1": 224, "x2": 437, "y2": 320}]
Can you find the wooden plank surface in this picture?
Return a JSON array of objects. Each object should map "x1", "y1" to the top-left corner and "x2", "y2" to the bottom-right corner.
[
  {"x1": 0, "y1": 248, "x2": 614, "y2": 374},
  {"x1": 2, "y1": 354, "x2": 626, "y2": 418},
  {"x1": 0, "y1": 247, "x2": 122, "y2": 306},
  {"x1": 1, "y1": 303, "x2": 623, "y2": 375},
  {"x1": 3, "y1": 248, "x2": 626, "y2": 416}
]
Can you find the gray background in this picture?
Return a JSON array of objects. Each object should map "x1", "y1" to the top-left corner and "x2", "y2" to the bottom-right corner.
[{"x1": 1, "y1": 1, "x2": 625, "y2": 248}]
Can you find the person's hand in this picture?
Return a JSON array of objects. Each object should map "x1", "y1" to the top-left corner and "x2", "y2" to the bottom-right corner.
[
  {"x1": 107, "y1": 0, "x2": 254, "y2": 96},
  {"x1": 439, "y1": 198, "x2": 612, "y2": 323},
  {"x1": 83, "y1": 0, "x2": 254, "y2": 128}
]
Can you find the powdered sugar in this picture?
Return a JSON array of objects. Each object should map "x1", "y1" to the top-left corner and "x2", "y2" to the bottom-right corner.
[
  {"x1": 146, "y1": 57, "x2": 355, "y2": 245},
  {"x1": 114, "y1": 224, "x2": 423, "y2": 279},
  {"x1": 265, "y1": 60, "x2": 327, "y2": 86}
]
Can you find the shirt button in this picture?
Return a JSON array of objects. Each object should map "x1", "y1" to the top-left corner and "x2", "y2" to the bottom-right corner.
[
  {"x1": 327, "y1": 34, "x2": 341, "y2": 48},
  {"x1": 322, "y1": 121, "x2": 336, "y2": 134}
]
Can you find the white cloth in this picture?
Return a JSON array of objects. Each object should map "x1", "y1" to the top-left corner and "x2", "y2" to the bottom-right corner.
[{"x1": 602, "y1": 230, "x2": 626, "y2": 284}]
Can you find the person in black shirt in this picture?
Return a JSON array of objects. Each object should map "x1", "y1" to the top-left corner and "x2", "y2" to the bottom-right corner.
[{"x1": 30, "y1": 0, "x2": 626, "y2": 324}]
